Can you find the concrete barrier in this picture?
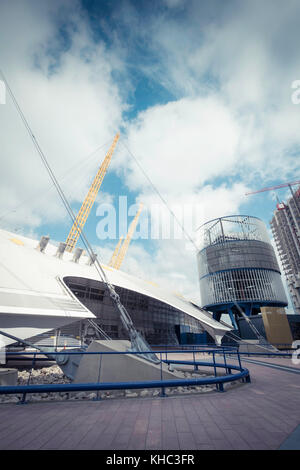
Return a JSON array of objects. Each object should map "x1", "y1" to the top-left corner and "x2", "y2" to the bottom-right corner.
[
  {"x1": 0, "y1": 368, "x2": 18, "y2": 386},
  {"x1": 74, "y1": 340, "x2": 180, "y2": 384}
]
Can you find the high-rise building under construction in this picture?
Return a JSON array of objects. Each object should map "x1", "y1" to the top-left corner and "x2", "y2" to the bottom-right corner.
[{"x1": 270, "y1": 187, "x2": 300, "y2": 314}]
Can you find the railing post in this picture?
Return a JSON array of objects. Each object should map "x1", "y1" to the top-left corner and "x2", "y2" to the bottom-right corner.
[
  {"x1": 94, "y1": 352, "x2": 102, "y2": 401},
  {"x1": 159, "y1": 352, "x2": 166, "y2": 397},
  {"x1": 212, "y1": 351, "x2": 217, "y2": 376},
  {"x1": 237, "y1": 349, "x2": 242, "y2": 370},
  {"x1": 237, "y1": 349, "x2": 246, "y2": 382},
  {"x1": 212, "y1": 351, "x2": 218, "y2": 391},
  {"x1": 19, "y1": 352, "x2": 37, "y2": 405},
  {"x1": 223, "y1": 349, "x2": 228, "y2": 374}
]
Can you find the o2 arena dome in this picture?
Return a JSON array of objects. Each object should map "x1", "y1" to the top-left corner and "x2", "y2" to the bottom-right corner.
[{"x1": 0, "y1": 228, "x2": 231, "y2": 347}]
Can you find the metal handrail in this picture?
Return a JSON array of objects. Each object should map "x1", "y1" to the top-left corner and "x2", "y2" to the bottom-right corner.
[
  {"x1": 0, "y1": 368, "x2": 250, "y2": 396},
  {"x1": 0, "y1": 348, "x2": 250, "y2": 403},
  {"x1": 4, "y1": 348, "x2": 236, "y2": 356},
  {"x1": 4, "y1": 349, "x2": 293, "y2": 359}
]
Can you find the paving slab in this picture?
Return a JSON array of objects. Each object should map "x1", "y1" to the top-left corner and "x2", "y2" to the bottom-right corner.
[{"x1": 0, "y1": 359, "x2": 299, "y2": 450}]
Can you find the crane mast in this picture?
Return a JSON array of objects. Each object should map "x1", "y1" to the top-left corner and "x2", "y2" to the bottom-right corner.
[
  {"x1": 109, "y1": 203, "x2": 143, "y2": 270},
  {"x1": 65, "y1": 133, "x2": 120, "y2": 252},
  {"x1": 108, "y1": 236, "x2": 124, "y2": 267}
]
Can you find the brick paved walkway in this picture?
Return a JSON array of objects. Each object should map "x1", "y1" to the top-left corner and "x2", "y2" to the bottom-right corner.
[{"x1": 0, "y1": 359, "x2": 299, "y2": 450}]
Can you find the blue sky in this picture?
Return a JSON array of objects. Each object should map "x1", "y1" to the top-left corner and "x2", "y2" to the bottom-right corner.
[{"x1": 0, "y1": 0, "x2": 299, "y2": 307}]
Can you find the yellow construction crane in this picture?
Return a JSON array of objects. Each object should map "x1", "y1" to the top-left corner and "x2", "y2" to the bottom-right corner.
[
  {"x1": 65, "y1": 133, "x2": 120, "y2": 252},
  {"x1": 108, "y1": 236, "x2": 124, "y2": 268},
  {"x1": 109, "y1": 203, "x2": 143, "y2": 270}
]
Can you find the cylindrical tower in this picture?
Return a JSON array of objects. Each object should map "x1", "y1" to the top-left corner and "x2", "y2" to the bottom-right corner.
[{"x1": 197, "y1": 215, "x2": 288, "y2": 328}]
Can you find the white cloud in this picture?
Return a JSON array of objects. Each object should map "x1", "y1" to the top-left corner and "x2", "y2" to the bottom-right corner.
[
  {"x1": 118, "y1": 0, "x2": 300, "y2": 185},
  {"x1": 116, "y1": 96, "x2": 241, "y2": 194},
  {"x1": 1, "y1": 0, "x2": 299, "y2": 306},
  {"x1": 0, "y1": 0, "x2": 125, "y2": 231}
]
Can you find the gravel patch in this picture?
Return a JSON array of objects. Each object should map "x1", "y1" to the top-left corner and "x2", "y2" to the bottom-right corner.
[{"x1": 0, "y1": 365, "x2": 239, "y2": 404}]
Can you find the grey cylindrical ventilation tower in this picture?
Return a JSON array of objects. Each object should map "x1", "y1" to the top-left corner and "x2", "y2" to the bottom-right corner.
[{"x1": 197, "y1": 215, "x2": 288, "y2": 327}]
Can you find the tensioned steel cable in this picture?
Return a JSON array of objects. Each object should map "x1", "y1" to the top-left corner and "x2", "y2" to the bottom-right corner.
[
  {"x1": 121, "y1": 141, "x2": 199, "y2": 252},
  {"x1": 223, "y1": 321, "x2": 278, "y2": 353},
  {"x1": 0, "y1": 69, "x2": 110, "y2": 287},
  {"x1": 120, "y1": 141, "x2": 240, "y2": 330},
  {"x1": 1, "y1": 70, "x2": 158, "y2": 362},
  {"x1": 120, "y1": 142, "x2": 274, "y2": 346},
  {"x1": 2, "y1": 68, "x2": 230, "y2": 350},
  {"x1": 0, "y1": 138, "x2": 112, "y2": 222}
]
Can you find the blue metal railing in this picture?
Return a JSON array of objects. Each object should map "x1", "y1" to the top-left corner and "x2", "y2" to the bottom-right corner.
[
  {"x1": 0, "y1": 347, "x2": 250, "y2": 404},
  {"x1": 153, "y1": 343, "x2": 296, "y2": 356},
  {"x1": 5, "y1": 346, "x2": 293, "y2": 359}
]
